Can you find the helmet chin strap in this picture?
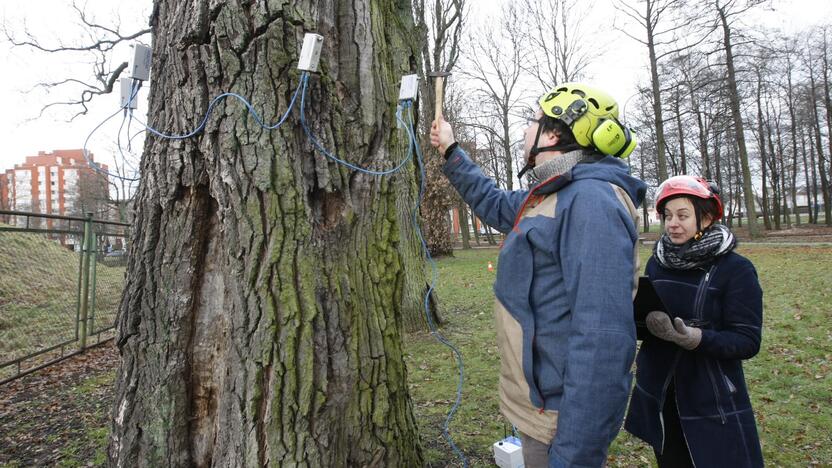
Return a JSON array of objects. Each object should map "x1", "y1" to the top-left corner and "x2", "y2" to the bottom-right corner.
[{"x1": 517, "y1": 123, "x2": 581, "y2": 179}]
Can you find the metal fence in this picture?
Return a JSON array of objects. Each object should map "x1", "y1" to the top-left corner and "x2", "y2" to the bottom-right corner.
[{"x1": 0, "y1": 210, "x2": 129, "y2": 384}]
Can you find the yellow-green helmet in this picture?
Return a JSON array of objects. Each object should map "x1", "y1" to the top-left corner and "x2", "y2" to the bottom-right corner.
[{"x1": 538, "y1": 83, "x2": 637, "y2": 158}]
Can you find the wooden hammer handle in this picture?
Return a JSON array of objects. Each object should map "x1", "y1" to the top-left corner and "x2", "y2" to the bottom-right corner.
[{"x1": 434, "y1": 76, "x2": 444, "y2": 124}]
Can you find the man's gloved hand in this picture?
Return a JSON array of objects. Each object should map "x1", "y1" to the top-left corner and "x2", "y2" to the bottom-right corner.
[{"x1": 645, "y1": 311, "x2": 702, "y2": 350}]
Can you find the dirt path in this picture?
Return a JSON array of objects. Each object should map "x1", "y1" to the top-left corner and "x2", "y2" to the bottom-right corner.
[{"x1": 0, "y1": 343, "x2": 119, "y2": 467}]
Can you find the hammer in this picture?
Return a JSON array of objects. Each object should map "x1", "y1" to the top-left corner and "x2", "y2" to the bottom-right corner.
[{"x1": 428, "y1": 71, "x2": 451, "y2": 124}]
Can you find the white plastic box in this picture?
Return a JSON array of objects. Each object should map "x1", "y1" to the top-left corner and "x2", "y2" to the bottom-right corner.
[{"x1": 493, "y1": 436, "x2": 524, "y2": 468}]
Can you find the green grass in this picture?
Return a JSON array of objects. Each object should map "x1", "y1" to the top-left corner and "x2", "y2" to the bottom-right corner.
[
  {"x1": 0, "y1": 229, "x2": 124, "y2": 379},
  {"x1": 405, "y1": 245, "x2": 832, "y2": 466}
]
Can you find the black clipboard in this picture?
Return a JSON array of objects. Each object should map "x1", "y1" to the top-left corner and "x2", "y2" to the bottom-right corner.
[{"x1": 633, "y1": 276, "x2": 667, "y2": 341}]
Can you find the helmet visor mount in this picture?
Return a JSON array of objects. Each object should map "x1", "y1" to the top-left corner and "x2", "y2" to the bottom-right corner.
[{"x1": 555, "y1": 99, "x2": 588, "y2": 126}]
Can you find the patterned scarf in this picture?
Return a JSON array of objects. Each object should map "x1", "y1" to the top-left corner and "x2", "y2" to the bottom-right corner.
[
  {"x1": 525, "y1": 149, "x2": 587, "y2": 186},
  {"x1": 654, "y1": 224, "x2": 737, "y2": 270}
]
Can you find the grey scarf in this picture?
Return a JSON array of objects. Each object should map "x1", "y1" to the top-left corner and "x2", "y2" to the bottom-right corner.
[
  {"x1": 654, "y1": 224, "x2": 737, "y2": 270},
  {"x1": 525, "y1": 149, "x2": 587, "y2": 185}
]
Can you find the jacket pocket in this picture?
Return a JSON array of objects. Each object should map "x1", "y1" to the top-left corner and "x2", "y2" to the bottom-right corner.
[
  {"x1": 704, "y1": 360, "x2": 727, "y2": 424},
  {"x1": 716, "y1": 361, "x2": 737, "y2": 394}
]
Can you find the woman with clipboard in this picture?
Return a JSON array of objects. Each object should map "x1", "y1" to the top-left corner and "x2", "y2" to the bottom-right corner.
[{"x1": 625, "y1": 176, "x2": 764, "y2": 467}]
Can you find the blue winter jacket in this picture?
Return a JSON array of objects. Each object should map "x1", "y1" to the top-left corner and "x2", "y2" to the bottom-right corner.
[
  {"x1": 443, "y1": 146, "x2": 646, "y2": 467},
  {"x1": 624, "y1": 252, "x2": 764, "y2": 467}
]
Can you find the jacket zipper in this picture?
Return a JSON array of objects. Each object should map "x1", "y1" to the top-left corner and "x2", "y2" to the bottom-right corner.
[
  {"x1": 694, "y1": 264, "x2": 726, "y2": 424},
  {"x1": 692, "y1": 265, "x2": 717, "y2": 321}
]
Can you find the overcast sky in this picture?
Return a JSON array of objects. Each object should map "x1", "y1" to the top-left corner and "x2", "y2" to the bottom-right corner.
[{"x1": 0, "y1": 0, "x2": 830, "y2": 177}]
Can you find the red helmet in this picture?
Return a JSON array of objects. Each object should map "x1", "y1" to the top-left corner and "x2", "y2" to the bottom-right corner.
[{"x1": 656, "y1": 175, "x2": 724, "y2": 220}]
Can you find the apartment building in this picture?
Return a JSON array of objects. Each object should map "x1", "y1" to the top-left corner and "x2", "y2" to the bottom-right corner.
[{"x1": 0, "y1": 149, "x2": 108, "y2": 222}]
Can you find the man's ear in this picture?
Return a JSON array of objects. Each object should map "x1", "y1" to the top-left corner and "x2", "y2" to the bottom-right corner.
[{"x1": 540, "y1": 129, "x2": 560, "y2": 146}]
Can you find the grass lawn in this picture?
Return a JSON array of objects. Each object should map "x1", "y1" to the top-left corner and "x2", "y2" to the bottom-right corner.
[
  {"x1": 0, "y1": 230, "x2": 125, "y2": 381},
  {"x1": 2, "y1": 243, "x2": 828, "y2": 466},
  {"x1": 405, "y1": 245, "x2": 832, "y2": 466}
]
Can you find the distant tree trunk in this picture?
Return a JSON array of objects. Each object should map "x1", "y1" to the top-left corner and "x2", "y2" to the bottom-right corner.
[
  {"x1": 458, "y1": 202, "x2": 471, "y2": 249},
  {"x1": 470, "y1": 210, "x2": 481, "y2": 245},
  {"x1": 639, "y1": 149, "x2": 650, "y2": 232},
  {"x1": 725, "y1": 141, "x2": 735, "y2": 228},
  {"x1": 646, "y1": 1, "x2": 670, "y2": 181},
  {"x1": 691, "y1": 87, "x2": 712, "y2": 180},
  {"x1": 484, "y1": 225, "x2": 497, "y2": 245},
  {"x1": 714, "y1": 132, "x2": 724, "y2": 205},
  {"x1": 674, "y1": 90, "x2": 688, "y2": 174},
  {"x1": 109, "y1": 1, "x2": 425, "y2": 466},
  {"x1": 822, "y1": 28, "x2": 832, "y2": 195},
  {"x1": 717, "y1": 3, "x2": 759, "y2": 236},
  {"x1": 775, "y1": 123, "x2": 790, "y2": 228},
  {"x1": 786, "y1": 55, "x2": 801, "y2": 225},
  {"x1": 809, "y1": 73, "x2": 832, "y2": 226},
  {"x1": 808, "y1": 129, "x2": 821, "y2": 224},
  {"x1": 765, "y1": 114, "x2": 780, "y2": 230},
  {"x1": 755, "y1": 79, "x2": 772, "y2": 230},
  {"x1": 800, "y1": 128, "x2": 815, "y2": 224}
]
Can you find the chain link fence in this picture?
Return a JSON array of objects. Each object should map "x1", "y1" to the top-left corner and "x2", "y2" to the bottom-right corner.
[{"x1": 0, "y1": 210, "x2": 129, "y2": 384}]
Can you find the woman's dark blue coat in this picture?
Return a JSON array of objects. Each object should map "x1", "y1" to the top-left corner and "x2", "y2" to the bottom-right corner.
[{"x1": 624, "y1": 251, "x2": 764, "y2": 467}]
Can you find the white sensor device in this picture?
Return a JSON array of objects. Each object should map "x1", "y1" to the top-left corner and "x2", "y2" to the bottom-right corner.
[
  {"x1": 298, "y1": 33, "x2": 324, "y2": 72},
  {"x1": 493, "y1": 437, "x2": 524, "y2": 468},
  {"x1": 130, "y1": 44, "x2": 152, "y2": 81},
  {"x1": 398, "y1": 74, "x2": 419, "y2": 101},
  {"x1": 119, "y1": 78, "x2": 137, "y2": 109}
]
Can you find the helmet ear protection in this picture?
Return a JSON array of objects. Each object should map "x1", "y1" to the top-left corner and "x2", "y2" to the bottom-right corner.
[{"x1": 592, "y1": 118, "x2": 638, "y2": 159}]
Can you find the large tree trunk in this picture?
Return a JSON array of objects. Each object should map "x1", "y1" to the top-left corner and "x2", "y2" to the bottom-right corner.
[{"x1": 109, "y1": 1, "x2": 425, "y2": 466}]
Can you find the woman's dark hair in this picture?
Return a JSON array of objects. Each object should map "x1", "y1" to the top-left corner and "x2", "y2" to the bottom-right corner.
[
  {"x1": 540, "y1": 115, "x2": 579, "y2": 148},
  {"x1": 658, "y1": 194, "x2": 721, "y2": 231}
]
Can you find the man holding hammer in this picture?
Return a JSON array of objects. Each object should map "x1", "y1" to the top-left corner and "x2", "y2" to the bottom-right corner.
[{"x1": 431, "y1": 83, "x2": 646, "y2": 467}]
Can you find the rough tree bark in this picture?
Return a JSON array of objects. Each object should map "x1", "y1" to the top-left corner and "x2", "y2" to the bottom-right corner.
[{"x1": 109, "y1": 1, "x2": 426, "y2": 466}]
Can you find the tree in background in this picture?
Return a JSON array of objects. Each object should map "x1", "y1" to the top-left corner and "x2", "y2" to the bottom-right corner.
[
  {"x1": 615, "y1": 0, "x2": 690, "y2": 184},
  {"x1": 413, "y1": 0, "x2": 466, "y2": 257},
  {"x1": 519, "y1": 0, "x2": 595, "y2": 89}
]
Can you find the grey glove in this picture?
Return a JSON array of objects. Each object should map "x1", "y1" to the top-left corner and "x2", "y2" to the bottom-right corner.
[{"x1": 645, "y1": 311, "x2": 702, "y2": 350}]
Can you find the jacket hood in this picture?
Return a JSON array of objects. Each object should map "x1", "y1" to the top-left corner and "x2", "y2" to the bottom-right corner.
[{"x1": 570, "y1": 156, "x2": 646, "y2": 207}]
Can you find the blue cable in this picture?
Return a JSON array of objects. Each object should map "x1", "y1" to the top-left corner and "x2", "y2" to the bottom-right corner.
[
  {"x1": 83, "y1": 74, "x2": 467, "y2": 466},
  {"x1": 299, "y1": 73, "x2": 412, "y2": 176},
  {"x1": 130, "y1": 77, "x2": 303, "y2": 139},
  {"x1": 400, "y1": 101, "x2": 468, "y2": 468}
]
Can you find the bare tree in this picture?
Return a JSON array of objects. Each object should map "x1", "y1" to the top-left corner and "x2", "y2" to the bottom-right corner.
[
  {"x1": 615, "y1": 0, "x2": 690, "y2": 182},
  {"x1": 413, "y1": 0, "x2": 466, "y2": 257},
  {"x1": 460, "y1": 3, "x2": 527, "y2": 191},
  {"x1": 711, "y1": 0, "x2": 766, "y2": 236},
  {"x1": 2, "y1": 1, "x2": 151, "y2": 119},
  {"x1": 518, "y1": 0, "x2": 595, "y2": 89}
]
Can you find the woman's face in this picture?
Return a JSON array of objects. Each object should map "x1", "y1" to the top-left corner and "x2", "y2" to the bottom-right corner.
[{"x1": 663, "y1": 197, "x2": 712, "y2": 244}]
